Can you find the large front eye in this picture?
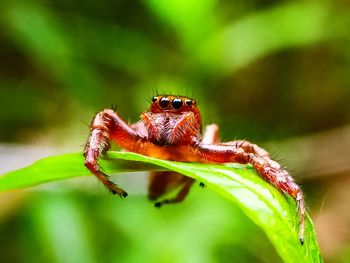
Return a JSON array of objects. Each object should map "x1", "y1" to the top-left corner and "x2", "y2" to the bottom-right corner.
[
  {"x1": 159, "y1": 97, "x2": 170, "y2": 108},
  {"x1": 172, "y1": 98, "x2": 183, "y2": 109}
]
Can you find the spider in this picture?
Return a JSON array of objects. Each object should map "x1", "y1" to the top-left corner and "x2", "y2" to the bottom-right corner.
[{"x1": 84, "y1": 95, "x2": 305, "y2": 244}]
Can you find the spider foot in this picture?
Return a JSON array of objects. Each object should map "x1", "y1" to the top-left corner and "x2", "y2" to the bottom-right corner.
[
  {"x1": 108, "y1": 183, "x2": 128, "y2": 198},
  {"x1": 259, "y1": 165, "x2": 305, "y2": 245},
  {"x1": 111, "y1": 189, "x2": 128, "y2": 198},
  {"x1": 199, "y1": 182, "x2": 205, "y2": 188},
  {"x1": 154, "y1": 199, "x2": 169, "y2": 208}
]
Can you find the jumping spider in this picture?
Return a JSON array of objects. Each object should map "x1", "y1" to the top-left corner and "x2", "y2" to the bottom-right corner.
[{"x1": 84, "y1": 95, "x2": 305, "y2": 244}]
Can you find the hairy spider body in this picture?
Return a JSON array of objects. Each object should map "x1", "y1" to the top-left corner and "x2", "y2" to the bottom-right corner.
[{"x1": 84, "y1": 95, "x2": 305, "y2": 244}]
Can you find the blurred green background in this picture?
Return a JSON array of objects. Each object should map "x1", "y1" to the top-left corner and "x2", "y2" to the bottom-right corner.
[{"x1": 1, "y1": 0, "x2": 350, "y2": 262}]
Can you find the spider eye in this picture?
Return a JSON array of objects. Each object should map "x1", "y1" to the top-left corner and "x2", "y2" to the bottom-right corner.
[
  {"x1": 152, "y1": 96, "x2": 158, "y2": 103},
  {"x1": 159, "y1": 97, "x2": 170, "y2": 108},
  {"x1": 172, "y1": 98, "x2": 183, "y2": 109},
  {"x1": 185, "y1": 99, "x2": 193, "y2": 106}
]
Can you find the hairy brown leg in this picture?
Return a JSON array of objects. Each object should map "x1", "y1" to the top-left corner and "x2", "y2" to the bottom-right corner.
[
  {"x1": 150, "y1": 175, "x2": 194, "y2": 207},
  {"x1": 199, "y1": 124, "x2": 222, "y2": 188},
  {"x1": 148, "y1": 171, "x2": 186, "y2": 200},
  {"x1": 223, "y1": 140, "x2": 270, "y2": 158},
  {"x1": 202, "y1": 124, "x2": 220, "y2": 144},
  {"x1": 84, "y1": 109, "x2": 141, "y2": 197},
  {"x1": 203, "y1": 124, "x2": 269, "y2": 158},
  {"x1": 196, "y1": 143, "x2": 305, "y2": 244}
]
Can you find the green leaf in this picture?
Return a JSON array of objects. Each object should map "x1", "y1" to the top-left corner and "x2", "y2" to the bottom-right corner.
[{"x1": 0, "y1": 151, "x2": 322, "y2": 262}]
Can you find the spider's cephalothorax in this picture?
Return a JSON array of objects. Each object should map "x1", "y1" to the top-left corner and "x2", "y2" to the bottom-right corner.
[
  {"x1": 141, "y1": 95, "x2": 202, "y2": 146},
  {"x1": 84, "y1": 94, "x2": 306, "y2": 244}
]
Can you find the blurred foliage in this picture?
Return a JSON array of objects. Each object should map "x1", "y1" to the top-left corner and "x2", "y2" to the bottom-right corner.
[
  {"x1": 0, "y1": 0, "x2": 349, "y2": 143},
  {"x1": 1, "y1": 0, "x2": 350, "y2": 262},
  {"x1": 0, "y1": 186, "x2": 283, "y2": 263}
]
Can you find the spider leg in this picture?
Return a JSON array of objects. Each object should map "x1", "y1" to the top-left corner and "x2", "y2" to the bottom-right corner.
[
  {"x1": 148, "y1": 171, "x2": 186, "y2": 200},
  {"x1": 202, "y1": 124, "x2": 220, "y2": 144},
  {"x1": 222, "y1": 140, "x2": 270, "y2": 158},
  {"x1": 154, "y1": 176, "x2": 194, "y2": 208},
  {"x1": 196, "y1": 142, "x2": 305, "y2": 244},
  {"x1": 198, "y1": 124, "x2": 221, "y2": 188},
  {"x1": 84, "y1": 109, "x2": 141, "y2": 197},
  {"x1": 203, "y1": 124, "x2": 269, "y2": 158}
]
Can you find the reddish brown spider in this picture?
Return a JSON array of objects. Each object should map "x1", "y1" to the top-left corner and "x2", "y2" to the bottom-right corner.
[{"x1": 84, "y1": 95, "x2": 305, "y2": 244}]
